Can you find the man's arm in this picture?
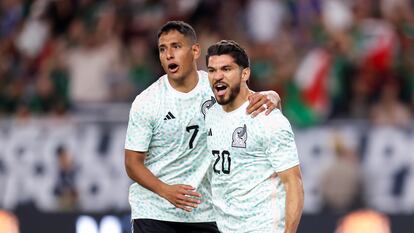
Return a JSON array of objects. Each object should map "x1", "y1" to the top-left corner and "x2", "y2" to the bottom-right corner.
[
  {"x1": 247, "y1": 90, "x2": 282, "y2": 117},
  {"x1": 125, "y1": 149, "x2": 201, "y2": 212},
  {"x1": 278, "y1": 165, "x2": 304, "y2": 233}
]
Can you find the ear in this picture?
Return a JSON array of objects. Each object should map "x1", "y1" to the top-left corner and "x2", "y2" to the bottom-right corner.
[
  {"x1": 192, "y1": 43, "x2": 201, "y2": 59},
  {"x1": 241, "y1": 67, "x2": 250, "y2": 82}
]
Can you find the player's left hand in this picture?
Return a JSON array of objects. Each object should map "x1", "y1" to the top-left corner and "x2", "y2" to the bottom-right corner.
[{"x1": 247, "y1": 90, "x2": 281, "y2": 117}]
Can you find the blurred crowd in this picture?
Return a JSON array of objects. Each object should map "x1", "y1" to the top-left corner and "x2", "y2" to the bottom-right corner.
[{"x1": 1, "y1": 0, "x2": 414, "y2": 127}]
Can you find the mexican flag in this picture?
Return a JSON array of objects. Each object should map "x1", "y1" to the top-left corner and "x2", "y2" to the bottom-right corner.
[
  {"x1": 358, "y1": 19, "x2": 396, "y2": 73},
  {"x1": 284, "y1": 48, "x2": 332, "y2": 127}
]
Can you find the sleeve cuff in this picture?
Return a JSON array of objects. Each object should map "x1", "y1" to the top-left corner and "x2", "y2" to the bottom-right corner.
[{"x1": 274, "y1": 160, "x2": 300, "y2": 173}]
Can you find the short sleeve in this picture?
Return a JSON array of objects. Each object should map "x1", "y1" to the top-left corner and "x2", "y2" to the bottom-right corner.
[
  {"x1": 124, "y1": 95, "x2": 155, "y2": 152},
  {"x1": 263, "y1": 111, "x2": 300, "y2": 172}
]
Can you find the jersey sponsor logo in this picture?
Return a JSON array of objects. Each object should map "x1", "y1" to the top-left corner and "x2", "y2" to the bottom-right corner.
[
  {"x1": 232, "y1": 124, "x2": 247, "y2": 148},
  {"x1": 163, "y1": 111, "x2": 176, "y2": 120},
  {"x1": 201, "y1": 96, "x2": 216, "y2": 119}
]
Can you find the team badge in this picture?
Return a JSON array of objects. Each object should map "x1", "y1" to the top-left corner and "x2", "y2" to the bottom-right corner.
[
  {"x1": 201, "y1": 96, "x2": 216, "y2": 118},
  {"x1": 232, "y1": 124, "x2": 247, "y2": 148}
]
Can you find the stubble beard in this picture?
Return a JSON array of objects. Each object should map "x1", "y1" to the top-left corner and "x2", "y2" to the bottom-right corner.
[{"x1": 216, "y1": 84, "x2": 241, "y2": 106}]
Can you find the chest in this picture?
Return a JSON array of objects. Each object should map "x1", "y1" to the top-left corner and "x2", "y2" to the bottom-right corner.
[
  {"x1": 153, "y1": 94, "x2": 215, "y2": 144},
  {"x1": 207, "y1": 115, "x2": 266, "y2": 157},
  {"x1": 207, "y1": 117, "x2": 271, "y2": 177}
]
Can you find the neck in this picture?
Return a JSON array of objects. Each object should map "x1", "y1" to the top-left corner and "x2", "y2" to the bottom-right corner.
[
  {"x1": 167, "y1": 66, "x2": 199, "y2": 93},
  {"x1": 222, "y1": 83, "x2": 250, "y2": 112}
]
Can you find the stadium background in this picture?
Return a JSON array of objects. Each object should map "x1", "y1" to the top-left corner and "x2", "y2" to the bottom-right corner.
[{"x1": 1, "y1": 0, "x2": 414, "y2": 232}]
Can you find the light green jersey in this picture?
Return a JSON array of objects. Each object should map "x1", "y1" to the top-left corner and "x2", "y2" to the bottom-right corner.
[
  {"x1": 205, "y1": 101, "x2": 299, "y2": 233},
  {"x1": 125, "y1": 71, "x2": 216, "y2": 222}
]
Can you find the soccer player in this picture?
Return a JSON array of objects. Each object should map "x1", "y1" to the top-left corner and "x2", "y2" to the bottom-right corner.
[
  {"x1": 124, "y1": 21, "x2": 281, "y2": 233},
  {"x1": 205, "y1": 40, "x2": 304, "y2": 233}
]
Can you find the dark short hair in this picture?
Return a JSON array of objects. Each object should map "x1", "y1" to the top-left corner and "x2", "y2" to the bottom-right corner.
[
  {"x1": 206, "y1": 40, "x2": 250, "y2": 68},
  {"x1": 157, "y1": 21, "x2": 197, "y2": 43}
]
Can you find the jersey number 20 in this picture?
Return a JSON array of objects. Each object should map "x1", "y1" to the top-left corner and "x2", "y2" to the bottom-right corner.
[{"x1": 212, "y1": 150, "x2": 231, "y2": 174}]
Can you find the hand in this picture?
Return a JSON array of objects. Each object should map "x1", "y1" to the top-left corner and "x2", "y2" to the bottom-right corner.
[
  {"x1": 247, "y1": 91, "x2": 281, "y2": 117},
  {"x1": 159, "y1": 184, "x2": 202, "y2": 212}
]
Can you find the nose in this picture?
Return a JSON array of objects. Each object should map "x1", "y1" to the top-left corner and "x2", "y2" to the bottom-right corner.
[
  {"x1": 166, "y1": 48, "x2": 174, "y2": 60},
  {"x1": 213, "y1": 70, "x2": 224, "y2": 82}
]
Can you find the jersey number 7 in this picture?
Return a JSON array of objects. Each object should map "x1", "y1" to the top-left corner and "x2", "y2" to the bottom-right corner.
[{"x1": 186, "y1": 125, "x2": 199, "y2": 149}]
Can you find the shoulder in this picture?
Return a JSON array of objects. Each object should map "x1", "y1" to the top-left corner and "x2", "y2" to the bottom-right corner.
[
  {"x1": 198, "y1": 70, "x2": 208, "y2": 79},
  {"x1": 256, "y1": 109, "x2": 293, "y2": 132},
  {"x1": 130, "y1": 75, "x2": 166, "y2": 112},
  {"x1": 205, "y1": 102, "x2": 221, "y2": 123}
]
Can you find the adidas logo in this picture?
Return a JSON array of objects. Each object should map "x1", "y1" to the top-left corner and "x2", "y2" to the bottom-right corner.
[{"x1": 164, "y1": 112, "x2": 176, "y2": 120}]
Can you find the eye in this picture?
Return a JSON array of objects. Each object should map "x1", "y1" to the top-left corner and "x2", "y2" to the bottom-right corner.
[
  {"x1": 207, "y1": 68, "x2": 215, "y2": 73},
  {"x1": 173, "y1": 44, "x2": 181, "y2": 49},
  {"x1": 159, "y1": 47, "x2": 165, "y2": 53}
]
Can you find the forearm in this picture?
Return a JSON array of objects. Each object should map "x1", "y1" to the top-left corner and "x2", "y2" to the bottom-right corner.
[
  {"x1": 125, "y1": 150, "x2": 201, "y2": 211},
  {"x1": 284, "y1": 178, "x2": 304, "y2": 233},
  {"x1": 125, "y1": 151, "x2": 167, "y2": 197}
]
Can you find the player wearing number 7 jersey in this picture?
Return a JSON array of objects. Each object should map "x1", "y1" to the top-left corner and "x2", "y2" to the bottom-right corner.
[
  {"x1": 124, "y1": 21, "x2": 281, "y2": 233},
  {"x1": 205, "y1": 40, "x2": 304, "y2": 233}
]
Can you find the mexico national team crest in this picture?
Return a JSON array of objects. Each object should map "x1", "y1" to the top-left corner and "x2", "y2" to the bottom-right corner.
[
  {"x1": 201, "y1": 96, "x2": 216, "y2": 118},
  {"x1": 232, "y1": 124, "x2": 247, "y2": 148}
]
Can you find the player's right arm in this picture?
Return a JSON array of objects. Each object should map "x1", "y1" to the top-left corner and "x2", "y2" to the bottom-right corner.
[
  {"x1": 278, "y1": 165, "x2": 304, "y2": 233},
  {"x1": 125, "y1": 92, "x2": 201, "y2": 212},
  {"x1": 124, "y1": 149, "x2": 201, "y2": 212},
  {"x1": 263, "y1": 111, "x2": 303, "y2": 233}
]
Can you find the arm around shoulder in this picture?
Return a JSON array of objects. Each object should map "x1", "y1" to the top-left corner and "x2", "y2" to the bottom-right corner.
[{"x1": 247, "y1": 90, "x2": 282, "y2": 117}]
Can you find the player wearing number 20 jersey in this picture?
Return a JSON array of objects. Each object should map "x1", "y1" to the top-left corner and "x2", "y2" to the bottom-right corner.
[
  {"x1": 125, "y1": 70, "x2": 216, "y2": 222},
  {"x1": 205, "y1": 102, "x2": 300, "y2": 233},
  {"x1": 204, "y1": 39, "x2": 302, "y2": 233}
]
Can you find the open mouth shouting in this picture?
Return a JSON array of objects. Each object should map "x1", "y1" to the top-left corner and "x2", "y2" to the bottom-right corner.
[
  {"x1": 214, "y1": 82, "x2": 228, "y2": 97},
  {"x1": 168, "y1": 63, "x2": 179, "y2": 73}
]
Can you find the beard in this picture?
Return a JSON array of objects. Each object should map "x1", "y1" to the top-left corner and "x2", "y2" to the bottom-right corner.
[{"x1": 216, "y1": 84, "x2": 241, "y2": 106}]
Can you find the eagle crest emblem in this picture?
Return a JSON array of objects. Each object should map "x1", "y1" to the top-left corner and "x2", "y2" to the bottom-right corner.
[
  {"x1": 201, "y1": 96, "x2": 216, "y2": 118},
  {"x1": 232, "y1": 124, "x2": 247, "y2": 148}
]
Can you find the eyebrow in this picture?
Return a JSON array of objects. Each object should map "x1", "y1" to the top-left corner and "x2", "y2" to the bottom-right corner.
[
  {"x1": 207, "y1": 64, "x2": 234, "y2": 70},
  {"x1": 158, "y1": 41, "x2": 182, "y2": 48},
  {"x1": 221, "y1": 65, "x2": 232, "y2": 69}
]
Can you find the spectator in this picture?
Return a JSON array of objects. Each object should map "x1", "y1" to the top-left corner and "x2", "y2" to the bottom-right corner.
[
  {"x1": 125, "y1": 36, "x2": 155, "y2": 96},
  {"x1": 63, "y1": 13, "x2": 122, "y2": 103},
  {"x1": 0, "y1": 0, "x2": 23, "y2": 38},
  {"x1": 370, "y1": 80, "x2": 412, "y2": 128},
  {"x1": 53, "y1": 146, "x2": 78, "y2": 211},
  {"x1": 320, "y1": 133, "x2": 362, "y2": 213}
]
